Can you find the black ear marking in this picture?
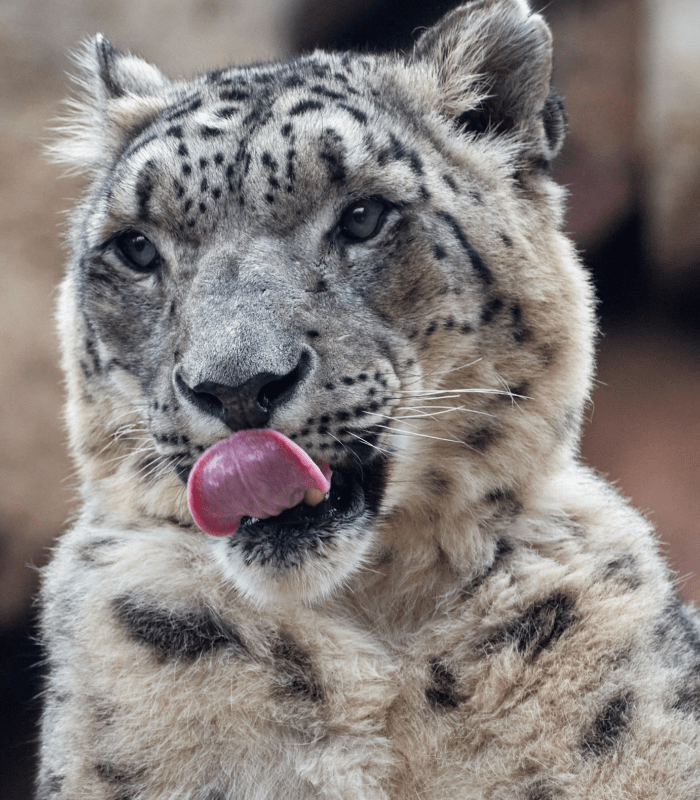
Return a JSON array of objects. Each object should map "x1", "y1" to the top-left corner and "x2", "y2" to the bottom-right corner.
[
  {"x1": 95, "y1": 35, "x2": 126, "y2": 100},
  {"x1": 92, "y1": 33, "x2": 169, "y2": 101},
  {"x1": 541, "y1": 89, "x2": 567, "y2": 160}
]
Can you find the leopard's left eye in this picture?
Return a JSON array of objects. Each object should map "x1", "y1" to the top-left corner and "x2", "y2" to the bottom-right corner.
[{"x1": 339, "y1": 199, "x2": 387, "y2": 242}]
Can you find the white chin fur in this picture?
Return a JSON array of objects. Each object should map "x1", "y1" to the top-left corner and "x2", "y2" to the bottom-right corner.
[{"x1": 209, "y1": 522, "x2": 377, "y2": 607}]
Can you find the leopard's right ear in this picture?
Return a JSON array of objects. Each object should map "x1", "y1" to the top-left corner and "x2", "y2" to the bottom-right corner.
[
  {"x1": 49, "y1": 35, "x2": 171, "y2": 174},
  {"x1": 411, "y1": 0, "x2": 566, "y2": 165}
]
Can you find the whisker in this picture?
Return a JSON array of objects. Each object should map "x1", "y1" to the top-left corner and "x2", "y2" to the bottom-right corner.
[
  {"x1": 329, "y1": 433, "x2": 363, "y2": 468},
  {"x1": 397, "y1": 405, "x2": 496, "y2": 419},
  {"x1": 344, "y1": 430, "x2": 409, "y2": 461},
  {"x1": 373, "y1": 424, "x2": 463, "y2": 445}
]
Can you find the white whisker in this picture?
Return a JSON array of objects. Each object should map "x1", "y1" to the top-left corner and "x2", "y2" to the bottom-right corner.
[{"x1": 373, "y1": 424, "x2": 463, "y2": 445}]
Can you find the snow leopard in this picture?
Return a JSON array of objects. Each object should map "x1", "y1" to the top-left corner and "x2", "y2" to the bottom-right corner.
[{"x1": 38, "y1": 1, "x2": 700, "y2": 798}]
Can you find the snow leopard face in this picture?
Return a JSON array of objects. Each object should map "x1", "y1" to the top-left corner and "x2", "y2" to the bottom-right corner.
[{"x1": 56, "y1": 0, "x2": 593, "y2": 603}]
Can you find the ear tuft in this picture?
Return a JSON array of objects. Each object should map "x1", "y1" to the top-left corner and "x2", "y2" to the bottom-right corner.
[{"x1": 412, "y1": 0, "x2": 565, "y2": 163}]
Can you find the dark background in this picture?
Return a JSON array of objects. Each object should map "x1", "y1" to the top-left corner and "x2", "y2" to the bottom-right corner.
[{"x1": 1, "y1": 0, "x2": 698, "y2": 796}]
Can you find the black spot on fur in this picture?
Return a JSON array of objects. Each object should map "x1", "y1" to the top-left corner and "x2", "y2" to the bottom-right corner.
[
  {"x1": 135, "y1": 160, "x2": 156, "y2": 222},
  {"x1": 461, "y1": 538, "x2": 513, "y2": 599},
  {"x1": 165, "y1": 96, "x2": 203, "y2": 121},
  {"x1": 483, "y1": 592, "x2": 577, "y2": 661},
  {"x1": 310, "y1": 84, "x2": 344, "y2": 100},
  {"x1": 83, "y1": 323, "x2": 102, "y2": 373},
  {"x1": 319, "y1": 134, "x2": 346, "y2": 183},
  {"x1": 510, "y1": 303, "x2": 532, "y2": 342},
  {"x1": 77, "y1": 537, "x2": 119, "y2": 565},
  {"x1": 426, "y1": 656, "x2": 465, "y2": 711},
  {"x1": 538, "y1": 343, "x2": 558, "y2": 368},
  {"x1": 524, "y1": 777, "x2": 563, "y2": 800},
  {"x1": 481, "y1": 297, "x2": 503, "y2": 325},
  {"x1": 290, "y1": 99, "x2": 324, "y2": 116},
  {"x1": 220, "y1": 88, "x2": 250, "y2": 102},
  {"x1": 484, "y1": 488, "x2": 523, "y2": 516},
  {"x1": 113, "y1": 596, "x2": 246, "y2": 662},
  {"x1": 581, "y1": 691, "x2": 634, "y2": 758},
  {"x1": 423, "y1": 468, "x2": 453, "y2": 495},
  {"x1": 435, "y1": 210, "x2": 494, "y2": 286},
  {"x1": 656, "y1": 601, "x2": 700, "y2": 720},
  {"x1": 95, "y1": 762, "x2": 139, "y2": 799},
  {"x1": 499, "y1": 381, "x2": 530, "y2": 402},
  {"x1": 499, "y1": 231, "x2": 513, "y2": 248},
  {"x1": 441, "y1": 174, "x2": 458, "y2": 192},
  {"x1": 215, "y1": 105, "x2": 238, "y2": 119},
  {"x1": 377, "y1": 134, "x2": 424, "y2": 175},
  {"x1": 656, "y1": 600, "x2": 700, "y2": 656},
  {"x1": 200, "y1": 125, "x2": 223, "y2": 138},
  {"x1": 673, "y1": 665, "x2": 700, "y2": 722},
  {"x1": 464, "y1": 425, "x2": 500, "y2": 453},
  {"x1": 337, "y1": 102, "x2": 367, "y2": 125},
  {"x1": 602, "y1": 555, "x2": 642, "y2": 591},
  {"x1": 271, "y1": 631, "x2": 325, "y2": 703},
  {"x1": 433, "y1": 244, "x2": 447, "y2": 260},
  {"x1": 261, "y1": 152, "x2": 278, "y2": 171}
]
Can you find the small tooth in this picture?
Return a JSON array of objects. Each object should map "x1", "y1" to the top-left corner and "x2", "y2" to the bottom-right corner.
[{"x1": 303, "y1": 487, "x2": 327, "y2": 507}]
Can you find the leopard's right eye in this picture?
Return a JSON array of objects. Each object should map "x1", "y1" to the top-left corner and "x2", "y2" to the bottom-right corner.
[{"x1": 113, "y1": 231, "x2": 162, "y2": 273}]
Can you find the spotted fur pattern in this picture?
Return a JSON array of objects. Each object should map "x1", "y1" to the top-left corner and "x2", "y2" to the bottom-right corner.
[{"x1": 39, "y1": 1, "x2": 700, "y2": 797}]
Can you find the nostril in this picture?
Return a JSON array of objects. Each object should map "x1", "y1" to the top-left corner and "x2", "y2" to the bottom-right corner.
[
  {"x1": 175, "y1": 372, "x2": 227, "y2": 421},
  {"x1": 256, "y1": 358, "x2": 305, "y2": 412}
]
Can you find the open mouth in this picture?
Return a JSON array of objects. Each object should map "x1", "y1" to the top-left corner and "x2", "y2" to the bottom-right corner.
[{"x1": 229, "y1": 458, "x2": 388, "y2": 568}]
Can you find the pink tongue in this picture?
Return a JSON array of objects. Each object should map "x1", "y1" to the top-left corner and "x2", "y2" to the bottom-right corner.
[{"x1": 187, "y1": 429, "x2": 331, "y2": 537}]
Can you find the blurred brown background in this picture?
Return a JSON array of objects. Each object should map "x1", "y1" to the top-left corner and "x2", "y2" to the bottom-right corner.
[{"x1": 1, "y1": 0, "x2": 699, "y2": 796}]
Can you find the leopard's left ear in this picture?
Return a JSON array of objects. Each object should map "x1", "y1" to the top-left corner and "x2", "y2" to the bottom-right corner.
[{"x1": 411, "y1": 0, "x2": 566, "y2": 165}]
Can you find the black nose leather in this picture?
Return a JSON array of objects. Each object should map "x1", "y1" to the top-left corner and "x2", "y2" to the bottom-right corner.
[{"x1": 176, "y1": 353, "x2": 309, "y2": 429}]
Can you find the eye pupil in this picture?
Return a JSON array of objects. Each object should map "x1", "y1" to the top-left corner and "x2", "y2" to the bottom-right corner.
[
  {"x1": 353, "y1": 206, "x2": 368, "y2": 224},
  {"x1": 115, "y1": 231, "x2": 160, "y2": 272},
  {"x1": 340, "y1": 199, "x2": 386, "y2": 241}
]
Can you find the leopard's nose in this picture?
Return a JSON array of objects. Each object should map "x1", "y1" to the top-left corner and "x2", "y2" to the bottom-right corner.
[{"x1": 175, "y1": 352, "x2": 311, "y2": 430}]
